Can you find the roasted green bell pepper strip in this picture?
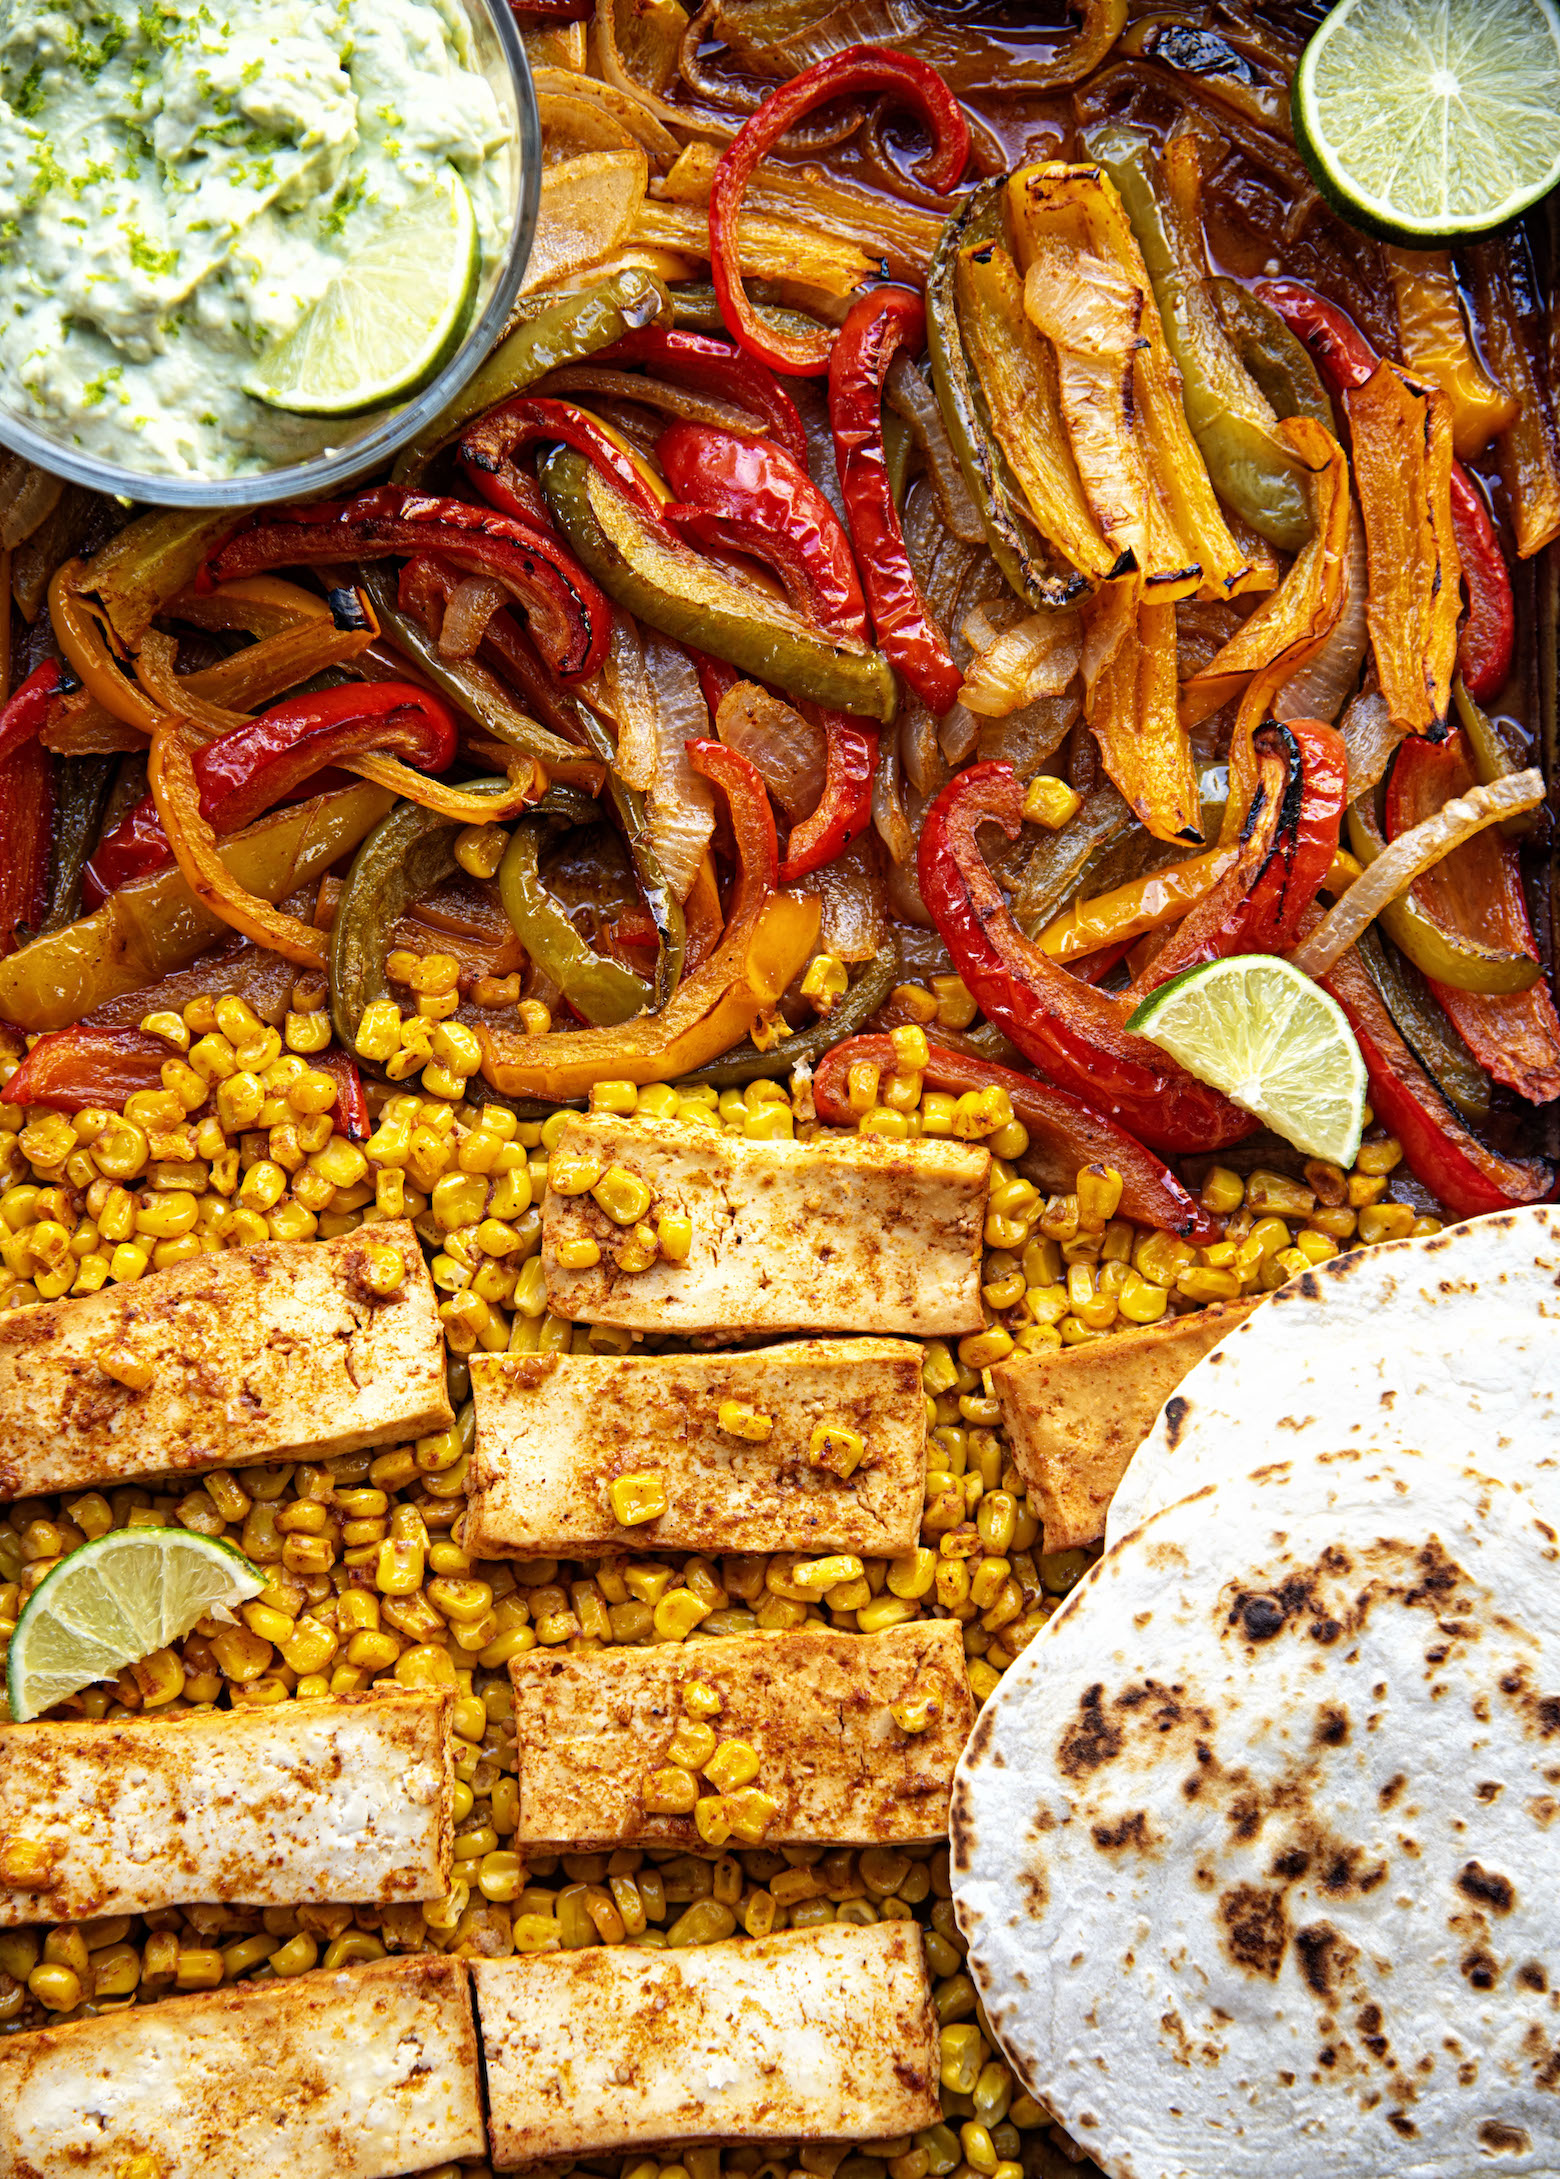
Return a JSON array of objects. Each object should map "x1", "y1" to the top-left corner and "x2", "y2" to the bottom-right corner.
[
  {"x1": 667, "y1": 281, "x2": 825, "y2": 348},
  {"x1": 1086, "y1": 124, "x2": 1310, "y2": 552},
  {"x1": 1355, "y1": 925, "x2": 1490, "y2": 1122},
  {"x1": 1346, "y1": 796, "x2": 1541, "y2": 995},
  {"x1": 393, "y1": 267, "x2": 673, "y2": 483},
  {"x1": 1209, "y1": 279, "x2": 1337, "y2": 434},
  {"x1": 1453, "y1": 677, "x2": 1539, "y2": 839},
  {"x1": 542, "y1": 447, "x2": 900, "y2": 724},
  {"x1": 928, "y1": 182, "x2": 1066, "y2": 608},
  {"x1": 497, "y1": 816, "x2": 651, "y2": 1028},
  {"x1": 563, "y1": 699, "x2": 686, "y2": 1010},
  {"x1": 677, "y1": 940, "x2": 898, "y2": 1088},
  {"x1": 41, "y1": 755, "x2": 117, "y2": 934},
  {"x1": 330, "y1": 782, "x2": 513, "y2": 1051}
]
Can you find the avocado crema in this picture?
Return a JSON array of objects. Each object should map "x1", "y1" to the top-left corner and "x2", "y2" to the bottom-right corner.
[{"x1": 0, "y1": 0, "x2": 512, "y2": 477}]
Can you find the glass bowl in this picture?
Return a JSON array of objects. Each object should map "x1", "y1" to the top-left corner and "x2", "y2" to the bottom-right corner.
[{"x1": 0, "y1": 0, "x2": 540, "y2": 510}]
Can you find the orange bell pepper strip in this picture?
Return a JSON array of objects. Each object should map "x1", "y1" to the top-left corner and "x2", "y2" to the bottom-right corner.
[
  {"x1": 1346, "y1": 365, "x2": 1461, "y2": 737},
  {"x1": 1082, "y1": 588, "x2": 1201, "y2": 845},
  {"x1": 1384, "y1": 248, "x2": 1517, "y2": 461}
]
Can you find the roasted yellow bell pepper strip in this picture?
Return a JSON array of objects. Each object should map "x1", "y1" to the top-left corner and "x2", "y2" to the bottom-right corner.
[
  {"x1": 1347, "y1": 363, "x2": 1461, "y2": 737},
  {"x1": 1082, "y1": 587, "x2": 1201, "y2": 844},
  {"x1": 1384, "y1": 247, "x2": 1517, "y2": 462}
]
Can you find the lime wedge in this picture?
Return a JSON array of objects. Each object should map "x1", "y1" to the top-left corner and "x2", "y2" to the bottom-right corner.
[
  {"x1": 1293, "y1": 0, "x2": 1560, "y2": 244},
  {"x1": 244, "y1": 170, "x2": 480, "y2": 416},
  {"x1": 1126, "y1": 955, "x2": 1369, "y2": 1166},
  {"x1": 7, "y1": 1529, "x2": 264, "y2": 1722}
]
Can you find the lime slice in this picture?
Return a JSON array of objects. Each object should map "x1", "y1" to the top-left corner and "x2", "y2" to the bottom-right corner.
[
  {"x1": 7, "y1": 1529, "x2": 264, "y2": 1722},
  {"x1": 244, "y1": 170, "x2": 480, "y2": 416},
  {"x1": 1293, "y1": 0, "x2": 1560, "y2": 245},
  {"x1": 1126, "y1": 955, "x2": 1369, "y2": 1166}
]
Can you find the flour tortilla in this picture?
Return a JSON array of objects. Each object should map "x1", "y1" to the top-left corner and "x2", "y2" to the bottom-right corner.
[
  {"x1": 952, "y1": 1447, "x2": 1560, "y2": 2179},
  {"x1": 1106, "y1": 1206, "x2": 1560, "y2": 1550}
]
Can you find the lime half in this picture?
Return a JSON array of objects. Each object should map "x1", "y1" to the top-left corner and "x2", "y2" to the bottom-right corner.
[
  {"x1": 7, "y1": 1529, "x2": 264, "y2": 1722},
  {"x1": 1127, "y1": 955, "x2": 1369, "y2": 1166},
  {"x1": 245, "y1": 170, "x2": 480, "y2": 416},
  {"x1": 1293, "y1": 0, "x2": 1560, "y2": 245}
]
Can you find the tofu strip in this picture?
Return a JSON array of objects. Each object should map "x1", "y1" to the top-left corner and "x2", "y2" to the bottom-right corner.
[
  {"x1": 992, "y1": 1297, "x2": 1257, "y2": 1550},
  {"x1": 0, "y1": 1954, "x2": 484, "y2": 2179},
  {"x1": 474, "y1": 1923, "x2": 940, "y2": 2166},
  {"x1": 510, "y1": 1621, "x2": 973, "y2": 1847},
  {"x1": 542, "y1": 1117, "x2": 989, "y2": 1337},
  {"x1": 0, "y1": 1222, "x2": 451, "y2": 1499},
  {"x1": 0, "y1": 1691, "x2": 454, "y2": 1925},
  {"x1": 466, "y1": 1337, "x2": 926, "y2": 1559}
]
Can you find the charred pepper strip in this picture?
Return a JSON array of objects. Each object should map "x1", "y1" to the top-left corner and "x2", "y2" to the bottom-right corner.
[
  {"x1": 710, "y1": 46, "x2": 970, "y2": 378},
  {"x1": 595, "y1": 326, "x2": 809, "y2": 471},
  {"x1": 830, "y1": 286, "x2": 963, "y2": 715},
  {"x1": 657, "y1": 423, "x2": 869, "y2": 642},
  {"x1": 459, "y1": 397, "x2": 670, "y2": 528},
  {"x1": 208, "y1": 489, "x2": 611, "y2": 682},
  {"x1": 1256, "y1": 278, "x2": 1515, "y2": 704},
  {"x1": 918, "y1": 760, "x2": 1255, "y2": 1155},
  {"x1": 1322, "y1": 941, "x2": 1551, "y2": 1216},
  {"x1": 84, "y1": 683, "x2": 457, "y2": 902},
  {"x1": 814, "y1": 1034, "x2": 1215, "y2": 1242}
]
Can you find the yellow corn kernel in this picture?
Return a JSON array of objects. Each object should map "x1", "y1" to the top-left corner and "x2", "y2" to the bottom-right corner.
[
  {"x1": 1358, "y1": 1201, "x2": 1416, "y2": 1244},
  {"x1": 800, "y1": 953, "x2": 849, "y2": 1012},
  {"x1": 454, "y1": 822, "x2": 509, "y2": 880},
  {"x1": 717, "y1": 1399, "x2": 773, "y2": 1443},
  {"x1": 548, "y1": 1148, "x2": 605, "y2": 1197},
  {"x1": 1176, "y1": 1266, "x2": 1243, "y2": 1303},
  {"x1": 1245, "y1": 1167, "x2": 1316, "y2": 1218},
  {"x1": 887, "y1": 1547, "x2": 936, "y2": 1600},
  {"x1": 892, "y1": 1690, "x2": 941, "y2": 1735},
  {"x1": 792, "y1": 1552, "x2": 863, "y2": 1595},
  {"x1": 431, "y1": 1021, "x2": 481, "y2": 1078},
  {"x1": 807, "y1": 1420, "x2": 865, "y2": 1479},
  {"x1": 0, "y1": 1837, "x2": 55, "y2": 1890},
  {"x1": 608, "y1": 1471, "x2": 668, "y2": 1527},
  {"x1": 642, "y1": 1764, "x2": 699, "y2": 1816},
  {"x1": 1021, "y1": 776, "x2": 1082, "y2": 829},
  {"x1": 356, "y1": 1239, "x2": 406, "y2": 1298},
  {"x1": 667, "y1": 1717, "x2": 718, "y2": 1770},
  {"x1": 952, "y1": 1086, "x2": 1012, "y2": 1140},
  {"x1": 652, "y1": 1587, "x2": 710, "y2": 1641},
  {"x1": 890, "y1": 1023, "x2": 930, "y2": 1074},
  {"x1": 376, "y1": 1538, "x2": 425, "y2": 1594},
  {"x1": 592, "y1": 1165, "x2": 652, "y2": 1226},
  {"x1": 846, "y1": 1060, "x2": 880, "y2": 1114},
  {"x1": 28, "y1": 1962, "x2": 83, "y2": 2011},
  {"x1": 1075, "y1": 1163, "x2": 1123, "y2": 1231},
  {"x1": 682, "y1": 1677, "x2": 722, "y2": 1718},
  {"x1": 1116, "y1": 1269, "x2": 1169, "y2": 1324},
  {"x1": 721, "y1": 1785, "x2": 780, "y2": 1846},
  {"x1": 958, "y1": 1326, "x2": 1013, "y2": 1370},
  {"x1": 1200, "y1": 1164, "x2": 1245, "y2": 1215},
  {"x1": 703, "y1": 1739, "x2": 760, "y2": 1792},
  {"x1": 1354, "y1": 1136, "x2": 1403, "y2": 1175},
  {"x1": 692, "y1": 1795, "x2": 732, "y2": 1848},
  {"x1": 930, "y1": 973, "x2": 977, "y2": 1032},
  {"x1": 554, "y1": 1235, "x2": 601, "y2": 1270}
]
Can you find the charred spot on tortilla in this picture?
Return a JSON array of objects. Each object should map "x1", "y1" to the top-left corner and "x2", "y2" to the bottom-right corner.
[
  {"x1": 1218, "y1": 1883, "x2": 1288, "y2": 1978},
  {"x1": 1162, "y1": 1393, "x2": 1189, "y2": 1450},
  {"x1": 1293, "y1": 1921, "x2": 1355, "y2": 1998},
  {"x1": 1314, "y1": 1704, "x2": 1350, "y2": 1744},
  {"x1": 1457, "y1": 1860, "x2": 1516, "y2": 1912},
  {"x1": 1461, "y1": 1948, "x2": 1500, "y2": 1989},
  {"x1": 1516, "y1": 1961, "x2": 1549, "y2": 1991},
  {"x1": 1090, "y1": 1810, "x2": 1154, "y2": 1854},
  {"x1": 1478, "y1": 2123, "x2": 1532, "y2": 2154},
  {"x1": 1056, "y1": 1683, "x2": 1123, "y2": 1777}
]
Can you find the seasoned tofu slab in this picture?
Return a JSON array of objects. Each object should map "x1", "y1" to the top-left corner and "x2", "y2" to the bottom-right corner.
[
  {"x1": 510, "y1": 1621, "x2": 972, "y2": 1847},
  {"x1": 0, "y1": 1954, "x2": 484, "y2": 2179},
  {"x1": 992, "y1": 1297, "x2": 1258, "y2": 1549},
  {"x1": 465, "y1": 1337, "x2": 926, "y2": 1559},
  {"x1": 542, "y1": 1117, "x2": 988, "y2": 1337},
  {"x1": 474, "y1": 1922, "x2": 940, "y2": 2166},
  {"x1": 0, "y1": 1690, "x2": 454, "y2": 1925},
  {"x1": 0, "y1": 1222, "x2": 451, "y2": 1499}
]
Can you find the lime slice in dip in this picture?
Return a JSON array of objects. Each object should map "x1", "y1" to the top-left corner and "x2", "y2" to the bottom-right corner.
[{"x1": 244, "y1": 170, "x2": 479, "y2": 416}]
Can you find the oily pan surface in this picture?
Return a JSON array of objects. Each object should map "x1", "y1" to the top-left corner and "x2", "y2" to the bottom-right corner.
[
  {"x1": 1106, "y1": 1207, "x2": 1560, "y2": 1548},
  {"x1": 950, "y1": 1447, "x2": 1560, "y2": 2179}
]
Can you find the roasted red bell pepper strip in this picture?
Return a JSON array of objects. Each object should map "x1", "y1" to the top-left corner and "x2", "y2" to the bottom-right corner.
[
  {"x1": 1321, "y1": 942, "x2": 1552, "y2": 1216},
  {"x1": 0, "y1": 659, "x2": 61, "y2": 769},
  {"x1": 689, "y1": 647, "x2": 741, "y2": 717},
  {"x1": 596, "y1": 326, "x2": 810, "y2": 470},
  {"x1": 1445, "y1": 467, "x2": 1515, "y2": 700},
  {"x1": 684, "y1": 738, "x2": 777, "y2": 917},
  {"x1": 813, "y1": 1033, "x2": 1217, "y2": 1241},
  {"x1": 208, "y1": 489, "x2": 610, "y2": 680},
  {"x1": 6, "y1": 1026, "x2": 173, "y2": 1110},
  {"x1": 1386, "y1": 730, "x2": 1560, "y2": 1104},
  {"x1": 1130, "y1": 718, "x2": 1347, "y2": 996},
  {"x1": 657, "y1": 420, "x2": 879, "y2": 880},
  {"x1": 458, "y1": 397, "x2": 668, "y2": 527},
  {"x1": 830, "y1": 286, "x2": 963, "y2": 716},
  {"x1": 0, "y1": 663, "x2": 61, "y2": 958},
  {"x1": 710, "y1": 45, "x2": 969, "y2": 378},
  {"x1": 658, "y1": 423, "x2": 870, "y2": 642},
  {"x1": 314, "y1": 1046, "x2": 371, "y2": 1143},
  {"x1": 1256, "y1": 278, "x2": 1515, "y2": 701},
  {"x1": 919, "y1": 761, "x2": 1256, "y2": 1154},
  {"x1": 84, "y1": 683, "x2": 456, "y2": 903}
]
